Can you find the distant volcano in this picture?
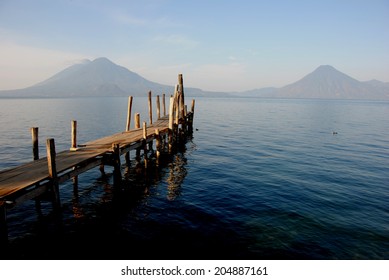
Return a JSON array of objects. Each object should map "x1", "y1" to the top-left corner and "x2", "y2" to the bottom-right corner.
[
  {"x1": 245, "y1": 65, "x2": 389, "y2": 100},
  {"x1": 0, "y1": 57, "x2": 174, "y2": 98}
]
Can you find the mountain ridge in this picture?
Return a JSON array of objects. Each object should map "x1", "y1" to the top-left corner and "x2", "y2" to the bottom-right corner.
[{"x1": 1, "y1": 58, "x2": 388, "y2": 99}]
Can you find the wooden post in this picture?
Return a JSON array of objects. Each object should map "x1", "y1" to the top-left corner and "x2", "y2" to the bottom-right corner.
[
  {"x1": 169, "y1": 96, "x2": 175, "y2": 130},
  {"x1": 99, "y1": 164, "x2": 105, "y2": 176},
  {"x1": 178, "y1": 74, "x2": 185, "y2": 120},
  {"x1": 135, "y1": 113, "x2": 141, "y2": 163},
  {"x1": 148, "y1": 91, "x2": 153, "y2": 125},
  {"x1": 188, "y1": 99, "x2": 196, "y2": 134},
  {"x1": 73, "y1": 166, "x2": 78, "y2": 193},
  {"x1": 31, "y1": 127, "x2": 42, "y2": 212},
  {"x1": 190, "y1": 99, "x2": 195, "y2": 114},
  {"x1": 174, "y1": 85, "x2": 179, "y2": 125},
  {"x1": 70, "y1": 121, "x2": 79, "y2": 192},
  {"x1": 70, "y1": 120, "x2": 79, "y2": 151},
  {"x1": 168, "y1": 96, "x2": 175, "y2": 152},
  {"x1": 125, "y1": 96, "x2": 133, "y2": 166},
  {"x1": 126, "y1": 96, "x2": 133, "y2": 132},
  {"x1": 31, "y1": 127, "x2": 39, "y2": 160},
  {"x1": 156, "y1": 95, "x2": 161, "y2": 120},
  {"x1": 162, "y1": 93, "x2": 166, "y2": 116},
  {"x1": 0, "y1": 202, "x2": 7, "y2": 245},
  {"x1": 70, "y1": 121, "x2": 79, "y2": 184},
  {"x1": 178, "y1": 73, "x2": 185, "y2": 109},
  {"x1": 155, "y1": 129, "x2": 161, "y2": 164},
  {"x1": 46, "y1": 138, "x2": 60, "y2": 209},
  {"x1": 111, "y1": 143, "x2": 122, "y2": 186},
  {"x1": 143, "y1": 121, "x2": 147, "y2": 139},
  {"x1": 191, "y1": 99, "x2": 195, "y2": 114},
  {"x1": 143, "y1": 122, "x2": 148, "y2": 168},
  {"x1": 135, "y1": 113, "x2": 140, "y2": 129}
]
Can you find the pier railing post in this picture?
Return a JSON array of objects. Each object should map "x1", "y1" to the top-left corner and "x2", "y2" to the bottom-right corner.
[
  {"x1": 111, "y1": 143, "x2": 122, "y2": 186},
  {"x1": 168, "y1": 96, "x2": 175, "y2": 153},
  {"x1": 178, "y1": 74, "x2": 185, "y2": 120},
  {"x1": 178, "y1": 73, "x2": 185, "y2": 104},
  {"x1": 174, "y1": 85, "x2": 180, "y2": 126},
  {"x1": 143, "y1": 122, "x2": 148, "y2": 168},
  {"x1": 188, "y1": 99, "x2": 196, "y2": 134},
  {"x1": 162, "y1": 93, "x2": 166, "y2": 116},
  {"x1": 125, "y1": 96, "x2": 133, "y2": 166},
  {"x1": 155, "y1": 128, "x2": 161, "y2": 165},
  {"x1": 31, "y1": 127, "x2": 43, "y2": 212},
  {"x1": 135, "y1": 113, "x2": 141, "y2": 164},
  {"x1": 46, "y1": 138, "x2": 61, "y2": 209},
  {"x1": 126, "y1": 96, "x2": 133, "y2": 132},
  {"x1": 148, "y1": 91, "x2": 153, "y2": 125},
  {"x1": 70, "y1": 120, "x2": 79, "y2": 151},
  {"x1": 156, "y1": 95, "x2": 161, "y2": 120},
  {"x1": 135, "y1": 113, "x2": 140, "y2": 130},
  {"x1": 31, "y1": 127, "x2": 39, "y2": 160}
]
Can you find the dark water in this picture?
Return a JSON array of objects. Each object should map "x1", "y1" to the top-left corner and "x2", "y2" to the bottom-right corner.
[{"x1": 1, "y1": 97, "x2": 388, "y2": 260}]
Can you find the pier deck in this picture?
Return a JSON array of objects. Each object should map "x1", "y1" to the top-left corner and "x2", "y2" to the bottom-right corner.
[{"x1": 0, "y1": 117, "x2": 169, "y2": 204}]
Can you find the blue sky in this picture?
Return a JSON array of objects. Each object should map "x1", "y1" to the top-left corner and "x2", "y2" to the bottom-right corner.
[{"x1": 0, "y1": 0, "x2": 388, "y2": 91}]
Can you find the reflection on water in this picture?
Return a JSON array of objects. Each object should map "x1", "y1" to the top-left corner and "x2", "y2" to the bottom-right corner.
[
  {"x1": 3, "y1": 136, "x2": 191, "y2": 259},
  {"x1": 166, "y1": 154, "x2": 187, "y2": 201}
]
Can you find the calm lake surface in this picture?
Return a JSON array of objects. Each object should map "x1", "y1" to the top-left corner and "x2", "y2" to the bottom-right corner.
[{"x1": 1, "y1": 97, "x2": 388, "y2": 259}]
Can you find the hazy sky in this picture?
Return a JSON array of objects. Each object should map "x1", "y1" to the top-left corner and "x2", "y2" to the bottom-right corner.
[{"x1": 0, "y1": 0, "x2": 388, "y2": 92}]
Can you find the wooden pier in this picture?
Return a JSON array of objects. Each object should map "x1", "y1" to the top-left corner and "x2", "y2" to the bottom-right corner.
[{"x1": 0, "y1": 74, "x2": 195, "y2": 243}]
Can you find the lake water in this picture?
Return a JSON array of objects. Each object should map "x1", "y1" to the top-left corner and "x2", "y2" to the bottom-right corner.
[{"x1": 1, "y1": 97, "x2": 388, "y2": 259}]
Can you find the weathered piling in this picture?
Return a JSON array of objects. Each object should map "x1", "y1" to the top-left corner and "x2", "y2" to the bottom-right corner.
[
  {"x1": 162, "y1": 93, "x2": 166, "y2": 116},
  {"x1": 126, "y1": 96, "x2": 133, "y2": 132},
  {"x1": 155, "y1": 128, "x2": 161, "y2": 164},
  {"x1": 70, "y1": 120, "x2": 79, "y2": 187},
  {"x1": 174, "y1": 85, "x2": 180, "y2": 126},
  {"x1": 168, "y1": 96, "x2": 175, "y2": 153},
  {"x1": 135, "y1": 113, "x2": 141, "y2": 163},
  {"x1": 143, "y1": 122, "x2": 149, "y2": 169},
  {"x1": 156, "y1": 95, "x2": 161, "y2": 120},
  {"x1": 148, "y1": 91, "x2": 153, "y2": 125},
  {"x1": 178, "y1": 74, "x2": 185, "y2": 121},
  {"x1": 135, "y1": 113, "x2": 141, "y2": 129},
  {"x1": 31, "y1": 127, "x2": 39, "y2": 160},
  {"x1": 46, "y1": 138, "x2": 61, "y2": 209},
  {"x1": 31, "y1": 127, "x2": 42, "y2": 211},
  {"x1": 188, "y1": 99, "x2": 196, "y2": 134},
  {"x1": 70, "y1": 120, "x2": 78, "y2": 151},
  {"x1": 125, "y1": 96, "x2": 133, "y2": 166},
  {"x1": 111, "y1": 143, "x2": 122, "y2": 186}
]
